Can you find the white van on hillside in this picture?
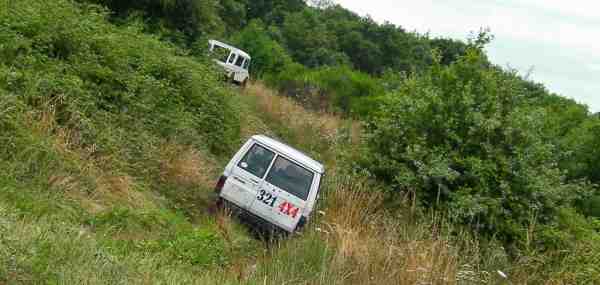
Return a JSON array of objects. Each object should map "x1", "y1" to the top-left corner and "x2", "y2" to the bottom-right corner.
[
  {"x1": 208, "y1": 39, "x2": 251, "y2": 86},
  {"x1": 215, "y1": 135, "x2": 324, "y2": 234}
]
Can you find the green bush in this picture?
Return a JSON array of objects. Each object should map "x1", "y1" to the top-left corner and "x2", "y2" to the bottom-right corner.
[
  {"x1": 0, "y1": 0, "x2": 240, "y2": 156},
  {"x1": 86, "y1": 0, "x2": 226, "y2": 43},
  {"x1": 560, "y1": 117, "x2": 600, "y2": 184},
  {"x1": 308, "y1": 66, "x2": 383, "y2": 116},
  {"x1": 0, "y1": 4, "x2": 242, "y2": 250},
  {"x1": 280, "y1": 8, "x2": 349, "y2": 68},
  {"x1": 580, "y1": 194, "x2": 600, "y2": 218},
  {"x1": 230, "y1": 19, "x2": 294, "y2": 77},
  {"x1": 363, "y1": 49, "x2": 591, "y2": 245},
  {"x1": 265, "y1": 64, "x2": 383, "y2": 116}
]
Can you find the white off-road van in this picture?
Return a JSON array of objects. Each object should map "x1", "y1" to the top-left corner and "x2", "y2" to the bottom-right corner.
[
  {"x1": 215, "y1": 135, "x2": 324, "y2": 234},
  {"x1": 208, "y1": 39, "x2": 251, "y2": 86}
]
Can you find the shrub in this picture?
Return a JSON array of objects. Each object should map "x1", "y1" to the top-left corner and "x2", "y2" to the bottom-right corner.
[
  {"x1": 87, "y1": 0, "x2": 225, "y2": 43},
  {"x1": 309, "y1": 66, "x2": 383, "y2": 116},
  {"x1": 265, "y1": 64, "x2": 383, "y2": 116},
  {"x1": 560, "y1": 117, "x2": 600, "y2": 184},
  {"x1": 363, "y1": 49, "x2": 590, "y2": 246},
  {"x1": 0, "y1": 0, "x2": 240, "y2": 156},
  {"x1": 230, "y1": 19, "x2": 294, "y2": 77}
]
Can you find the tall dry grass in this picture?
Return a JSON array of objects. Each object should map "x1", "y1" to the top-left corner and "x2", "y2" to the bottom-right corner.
[
  {"x1": 244, "y1": 82, "x2": 342, "y2": 138},
  {"x1": 243, "y1": 82, "x2": 362, "y2": 155},
  {"x1": 318, "y1": 172, "x2": 460, "y2": 285},
  {"x1": 158, "y1": 142, "x2": 216, "y2": 189},
  {"x1": 235, "y1": 170, "x2": 489, "y2": 285},
  {"x1": 22, "y1": 102, "x2": 157, "y2": 213},
  {"x1": 231, "y1": 83, "x2": 498, "y2": 284}
]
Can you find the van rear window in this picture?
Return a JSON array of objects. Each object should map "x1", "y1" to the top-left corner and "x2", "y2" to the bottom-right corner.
[{"x1": 265, "y1": 156, "x2": 314, "y2": 200}]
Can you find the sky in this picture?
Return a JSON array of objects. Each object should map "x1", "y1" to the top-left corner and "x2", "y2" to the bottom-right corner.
[{"x1": 333, "y1": 0, "x2": 600, "y2": 113}]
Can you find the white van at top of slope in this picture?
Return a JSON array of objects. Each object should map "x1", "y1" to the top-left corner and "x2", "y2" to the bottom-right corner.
[
  {"x1": 208, "y1": 39, "x2": 251, "y2": 86},
  {"x1": 215, "y1": 135, "x2": 325, "y2": 234}
]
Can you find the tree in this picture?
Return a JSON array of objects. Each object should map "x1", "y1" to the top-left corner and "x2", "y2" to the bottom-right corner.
[
  {"x1": 218, "y1": 0, "x2": 247, "y2": 33},
  {"x1": 307, "y1": 0, "x2": 334, "y2": 9},
  {"x1": 364, "y1": 49, "x2": 587, "y2": 244},
  {"x1": 230, "y1": 20, "x2": 293, "y2": 76},
  {"x1": 281, "y1": 8, "x2": 348, "y2": 67},
  {"x1": 89, "y1": 0, "x2": 225, "y2": 42},
  {"x1": 430, "y1": 37, "x2": 467, "y2": 65},
  {"x1": 561, "y1": 117, "x2": 600, "y2": 183},
  {"x1": 246, "y1": 0, "x2": 306, "y2": 25}
]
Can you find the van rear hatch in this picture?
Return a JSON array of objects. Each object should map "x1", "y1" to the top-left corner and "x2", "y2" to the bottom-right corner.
[{"x1": 250, "y1": 155, "x2": 315, "y2": 232}]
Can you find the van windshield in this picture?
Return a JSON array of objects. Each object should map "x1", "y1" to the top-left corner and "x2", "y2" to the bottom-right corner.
[
  {"x1": 238, "y1": 144, "x2": 275, "y2": 178},
  {"x1": 266, "y1": 156, "x2": 314, "y2": 200}
]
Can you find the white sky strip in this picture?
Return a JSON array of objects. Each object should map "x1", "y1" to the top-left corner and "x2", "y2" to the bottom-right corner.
[{"x1": 334, "y1": 0, "x2": 600, "y2": 113}]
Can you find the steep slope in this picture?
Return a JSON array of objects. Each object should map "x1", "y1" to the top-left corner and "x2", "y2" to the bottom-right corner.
[
  {"x1": 0, "y1": 0, "x2": 249, "y2": 282},
  {"x1": 1, "y1": 1, "x2": 598, "y2": 284}
]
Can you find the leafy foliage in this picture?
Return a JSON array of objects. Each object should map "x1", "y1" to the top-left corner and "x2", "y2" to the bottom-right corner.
[
  {"x1": 0, "y1": 0, "x2": 240, "y2": 155},
  {"x1": 3, "y1": 0, "x2": 600, "y2": 283},
  {"x1": 264, "y1": 64, "x2": 384, "y2": 116},
  {"x1": 561, "y1": 117, "x2": 600, "y2": 183},
  {"x1": 89, "y1": 0, "x2": 225, "y2": 43},
  {"x1": 230, "y1": 20, "x2": 293, "y2": 76},
  {"x1": 80, "y1": 0, "x2": 472, "y2": 115},
  {"x1": 363, "y1": 49, "x2": 595, "y2": 246}
]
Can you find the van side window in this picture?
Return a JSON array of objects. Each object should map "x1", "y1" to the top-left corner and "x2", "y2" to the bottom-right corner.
[
  {"x1": 212, "y1": 45, "x2": 230, "y2": 63},
  {"x1": 238, "y1": 144, "x2": 275, "y2": 178},
  {"x1": 265, "y1": 156, "x2": 314, "y2": 200},
  {"x1": 235, "y1": 56, "x2": 244, "y2": 67},
  {"x1": 243, "y1": 59, "x2": 250, "y2": 70},
  {"x1": 228, "y1": 53, "x2": 237, "y2": 64}
]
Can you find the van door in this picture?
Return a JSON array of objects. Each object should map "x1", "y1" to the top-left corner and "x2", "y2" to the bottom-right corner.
[
  {"x1": 221, "y1": 143, "x2": 275, "y2": 209},
  {"x1": 232, "y1": 56, "x2": 248, "y2": 82},
  {"x1": 251, "y1": 155, "x2": 315, "y2": 232}
]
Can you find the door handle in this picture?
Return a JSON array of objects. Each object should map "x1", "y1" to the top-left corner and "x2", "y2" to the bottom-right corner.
[{"x1": 233, "y1": 176, "x2": 246, "y2": 184}]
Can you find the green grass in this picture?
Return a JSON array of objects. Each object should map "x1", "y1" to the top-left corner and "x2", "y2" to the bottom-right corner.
[{"x1": 1, "y1": 1, "x2": 599, "y2": 284}]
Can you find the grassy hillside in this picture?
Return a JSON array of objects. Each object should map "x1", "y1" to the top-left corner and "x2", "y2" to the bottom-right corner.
[{"x1": 1, "y1": 0, "x2": 600, "y2": 284}]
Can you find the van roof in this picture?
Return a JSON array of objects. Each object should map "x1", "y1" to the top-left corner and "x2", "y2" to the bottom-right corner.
[
  {"x1": 252, "y1": 135, "x2": 324, "y2": 174},
  {"x1": 209, "y1": 39, "x2": 251, "y2": 59}
]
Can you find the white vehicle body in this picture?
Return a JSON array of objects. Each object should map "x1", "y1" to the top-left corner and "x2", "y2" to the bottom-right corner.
[
  {"x1": 215, "y1": 135, "x2": 324, "y2": 233},
  {"x1": 208, "y1": 39, "x2": 251, "y2": 84}
]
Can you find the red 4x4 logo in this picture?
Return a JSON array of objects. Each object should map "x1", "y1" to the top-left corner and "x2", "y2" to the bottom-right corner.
[{"x1": 278, "y1": 202, "x2": 299, "y2": 218}]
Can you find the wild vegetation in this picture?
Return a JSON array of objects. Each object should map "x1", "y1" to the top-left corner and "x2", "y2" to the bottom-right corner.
[{"x1": 1, "y1": 0, "x2": 600, "y2": 284}]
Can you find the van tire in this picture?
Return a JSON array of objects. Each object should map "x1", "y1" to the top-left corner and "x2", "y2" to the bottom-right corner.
[
  {"x1": 215, "y1": 197, "x2": 229, "y2": 212},
  {"x1": 295, "y1": 216, "x2": 307, "y2": 232}
]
